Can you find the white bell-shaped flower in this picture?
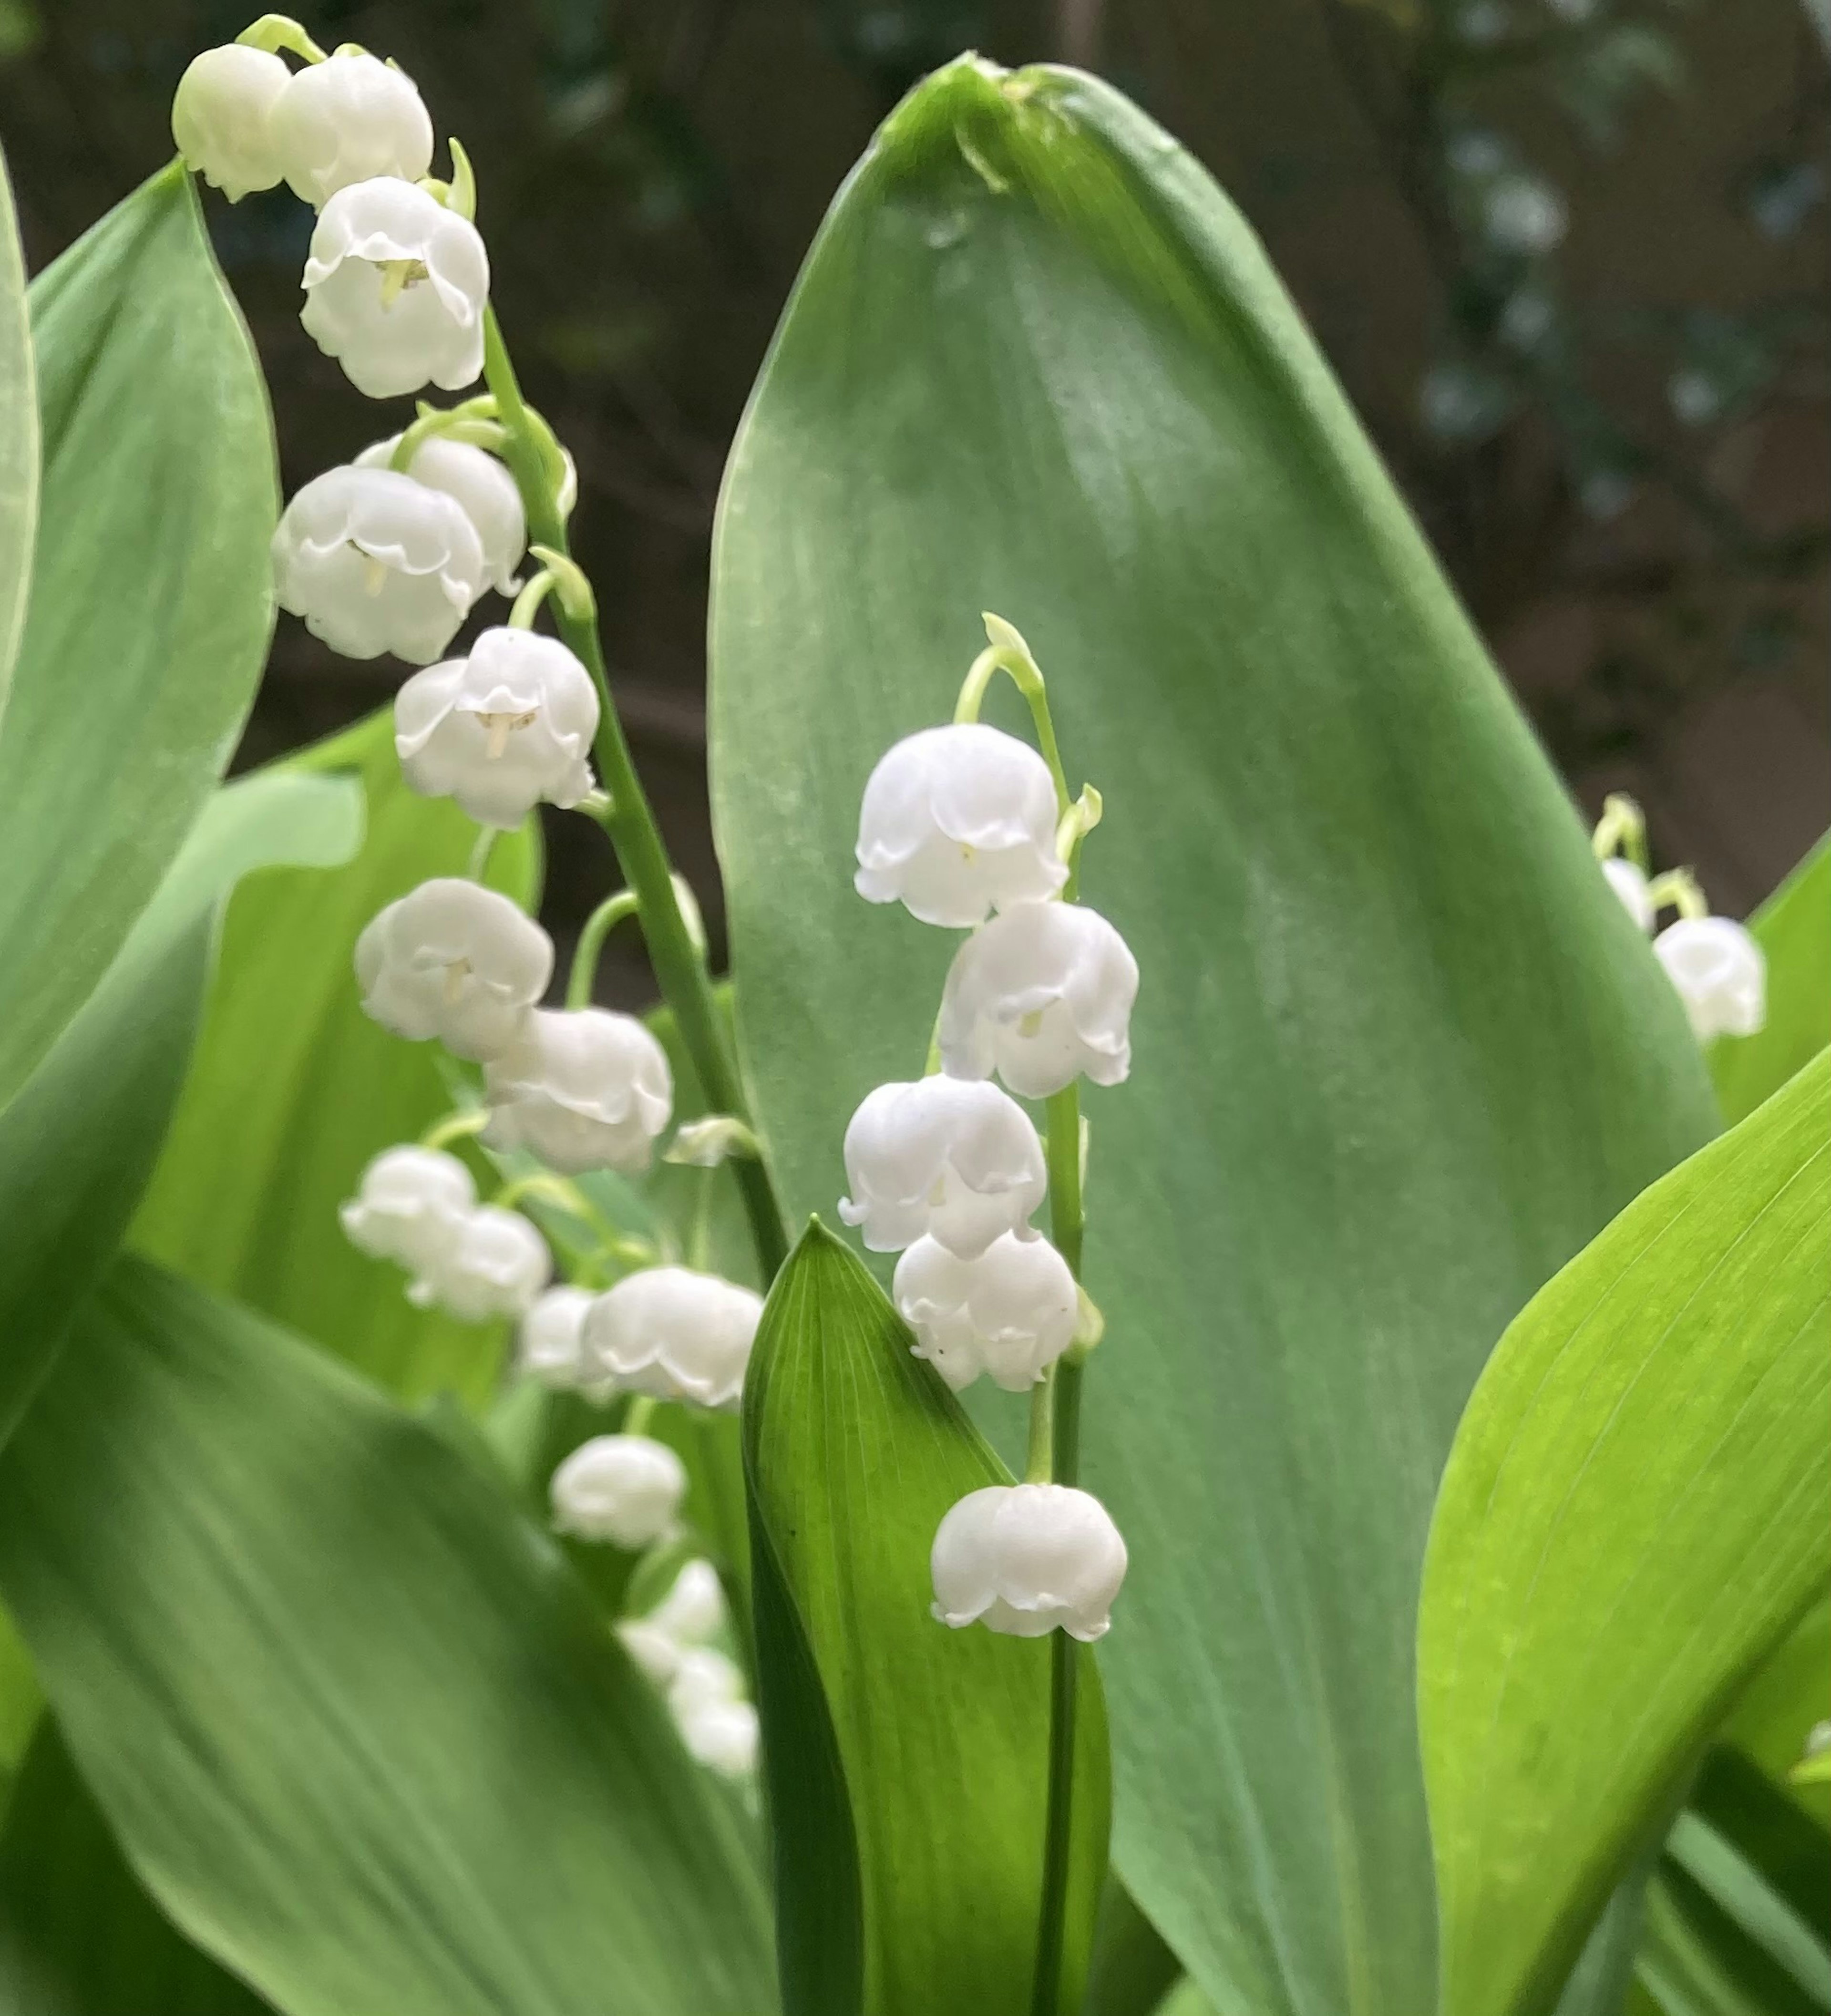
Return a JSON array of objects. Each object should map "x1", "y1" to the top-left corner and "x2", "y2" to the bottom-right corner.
[
  {"x1": 617, "y1": 1618, "x2": 684, "y2": 1685},
  {"x1": 338, "y1": 1144, "x2": 475, "y2": 1276},
  {"x1": 839, "y1": 1077, "x2": 1046, "y2": 1258},
  {"x1": 412, "y1": 1203, "x2": 549, "y2": 1321},
  {"x1": 354, "y1": 878, "x2": 553, "y2": 1061},
  {"x1": 355, "y1": 433, "x2": 526, "y2": 597},
  {"x1": 273, "y1": 464, "x2": 485, "y2": 665},
  {"x1": 650, "y1": 1559, "x2": 727, "y2": 1644},
  {"x1": 931, "y1": 1483, "x2": 1128, "y2": 1642},
  {"x1": 583, "y1": 1266, "x2": 762, "y2": 1410},
  {"x1": 854, "y1": 724, "x2": 1068, "y2": 927},
  {"x1": 939, "y1": 901, "x2": 1138, "y2": 1100},
  {"x1": 676, "y1": 1696, "x2": 760, "y2": 1778},
  {"x1": 269, "y1": 50, "x2": 434, "y2": 207},
  {"x1": 550, "y1": 1433, "x2": 686, "y2": 1548},
  {"x1": 395, "y1": 628, "x2": 599, "y2": 829},
  {"x1": 1602, "y1": 857, "x2": 1654, "y2": 933},
  {"x1": 483, "y1": 1008, "x2": 673, "y2": 1175},
  {"x1": 301, "y1": 177, "x2": 489, "y2": 400},
  {"x1": 171, "y1": 45, "x2": 289, "y2": 201},
  {"x1": 893, "y1": 1231, "x2": 1077, "y2": 1393},
  {"x1": 516, "y1": 1285, "x2": 599, "y2": 1389},
  {"x1": 1654, "y1": 916, "x2": 1767, "y2": 1040}
]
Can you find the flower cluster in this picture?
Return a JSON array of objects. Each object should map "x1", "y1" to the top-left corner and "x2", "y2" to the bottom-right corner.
[
  {"x1": 617, "y1": 1562, "x2": 759, "y2": 1779},
  {"x1": 843, "y1": 628, "x2": 1133, "y2": 1642}
]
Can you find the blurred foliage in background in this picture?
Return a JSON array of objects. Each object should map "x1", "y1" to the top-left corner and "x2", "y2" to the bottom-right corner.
[{"x1": 0, "y1": 0, "x2": 1823, "y2": 957}]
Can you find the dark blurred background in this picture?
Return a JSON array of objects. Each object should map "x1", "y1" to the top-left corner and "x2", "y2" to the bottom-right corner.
[{"x1": 1, "y1": 0, "x2": 1825, "y2": 999}]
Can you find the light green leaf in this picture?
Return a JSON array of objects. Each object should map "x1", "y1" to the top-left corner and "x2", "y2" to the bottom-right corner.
[
  {"x1": 0, "y1": 1257, "x2": 775, "y2": 2016},
  {"x1": 745, "y1": 1221, "x2": 1108, "y2": 2016},
  {"x1": 709, "y1": 56, "x2": 1717, "y2": 2015},
  {"x1": 1420, "y1": 1053, "x2": 1831, "y2": 2016},
  {"x1": 0, "y1": 163, "x2": 276, "y2": 1113},
  {"x1": 0, "y1": 770, "x2": 360, "y2": 1446},
  {"x1": 132, "y1": 708, "x2": 540, "y2": 1408},
  {"x1": 0, "y1": 144, "x2": 36, "y2": 726},
  {"x1": 1711, "y1": 836, "x2": 1831, "y2": 1127}
]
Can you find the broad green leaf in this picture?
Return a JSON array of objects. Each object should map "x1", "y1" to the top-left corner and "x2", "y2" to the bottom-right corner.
[
  {"x1": 1085, "y1": 1882, "x2": 1184, "y2": 2016},
  {"x1": 1420, "y1": 1053, "x2": 1831, "y2": 2016},
  {"x1": 133, "y1": 708, "x2": 539, "y2": 1408},
  {"x1": 0, "y1": 1257, "x2": 775, "y2": 2016},
  {"x1": 0, "y1": 144, "x2": 36, "y2": 725},
  {"x1": 1711, "y1": 837, "x2": 1831, "y2": 1126},
  {"x1": 0, "y1": 163, "x2": 276, "y2": 1112},
  {"x1": 744, "y1": 1222, "x2": 1108, "y2": 2016},
  {"x1": 1723, "y1": 1601, "x2": 1831, "y2": 1827},
  {"x1": 0, "y1": 770, "x2": 360, "y2": 1446},
  {"x1": 708, "y1": 56, "x2": 1718, "y2": 2015},
  {"x1": 0, "y1": 1721, "x2": 270, "y2": 2015}
]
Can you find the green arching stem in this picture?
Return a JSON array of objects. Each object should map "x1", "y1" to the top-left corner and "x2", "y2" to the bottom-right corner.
[
  {"x1": 480, "y1": 305, "x2": 788, "y2": 1280},
  {"x1": 465, "y1": 825, "x2": 498, "y2": 883},
  {"x1": 1591, "y1": 792, "x2": 1650, "y2": 876},
  {"x1": 420, "y1": 1108, "x2": 489, "y2": 1152},
  {"x1": 507, "y1": 567, "x2": 560, "y2": 632},
  {"x1": 1646, "y1": 867, "x2": 1709, "y2": 922},
  {"x1": 235, "y1": 13, "x2": 327, "y2": 61},
  {"x1": 622, "y1": 1394, "x2": 658, "y2": 1439},
  {"x1": 954, "y1": 617, "x2": 1073, "y2": 821},
  {"x1": 568, "y1": 889, "x2": 642, "y2": 1010},
  {"x1": 388, "y1": 394, "x2": 498, "y2": 473}
]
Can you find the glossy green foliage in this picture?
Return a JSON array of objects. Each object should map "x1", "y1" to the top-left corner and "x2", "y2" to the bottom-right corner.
[
  {"x1": 1711, "y1": 836, "x2": 1831, "y2": 1126},
  {"x1": 708, "y1": 56, "x2": 1718, "y2": 2015},
  {"x1": 133, "y1": 709, "x2": 540, "y2": 1408},
  {"x1": 0, "y1": 164, "x2": 276, "y2": 1113},
  {"x1": 0, "y1": 771, "x2": 359, "y2": 1446},
  {"x1": 0, "y1": 147, "x2": 37, "y2": 723},
  {"x1": 1421, "y1": 1054, "x2": 1831, "y2": 2016},
  {"x1": 0, "y1": 1259, "x2": 775, "y2": 2016},
  {"x1": 744, "y1": 1222, "x2": 1107, "y2": 2016}
]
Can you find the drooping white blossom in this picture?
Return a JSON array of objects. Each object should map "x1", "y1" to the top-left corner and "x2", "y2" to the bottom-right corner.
[
  {"x1": 930, "y1": 1483, "x2": 1128, "y2": 1642},
  {"x1": 354, "y1": 878, "x2": 553, "y2": 1061},
  {"x1": 583, "y1": 1266, "x2": 761, "y2": 1410},
  {"x1": 893, "y1": 1231, "x2": 1078, "y2": 1393},
  {"x1": 616, "y1": 1618, "x2": 684, "y2": 1685},
  {"x1": 516, "y1": 1285, "x2": 600, "y2": 1390},
  {"x1": 338, "y1": 1144, "x2": 475, "y2": 1278},
  {"x1": 854, "y1": 724, "x2": 1068, "y2": 928},
  {"x1": 938, "y1": 901, "x2": 1138, "y2": 1100},
  {"x1": 301, "y1": 177, "x2": 489, "y2": 400},
  {"x1": 1653, "y1": 916, "x2": 1767, "y2": 1041},
  {"x1": 413, "y1": 1203, "x2": 550, "y2": 1321},
  {"x1": 1602, "y1": 857, "x2": 1654, "y2": 933},
  {"x1": 356, "y1": 434, "x2": 526, "y2": 596},
  {"x1": 272, "y1": 464, "x2": 485, "y2": 664},
  {"x1": 616, "y1": 1559, "x2": 727, "y2": 1685},
  {"x1": 550, "y1": 1433, "x2": 686, "y2": 1548},
  {"x1": 170, "y1": 45, "x2": 289, "y2": 201},
  {"x1": 676, "y1": 1694, "x2": 759, "y2": 1778},
  {"x1": 482, "y1": 1009, "x2": 673, "y2": 1175},
  {"x1": 269, "y1": 50, "x2": 434, "y2": 207},
  {"x1": 395, "y1": 628, "x2": 599, "y2": 828}
]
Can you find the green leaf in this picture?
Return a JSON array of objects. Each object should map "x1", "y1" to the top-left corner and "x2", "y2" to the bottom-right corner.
[
  {"x1": 1711, "y1": 837, "x2": 1831, "y2": 1127},
  {"x1": 708, "y1": 56, "x2": 1718, "y2": 2014},
  {"x1": 1723, "y1": 1601, "x2": 1831, "y2": 1827},
  {"x1": 0, "y1": 163, "x2": 276, "y2": 1113},
  {"x1": 744, "y1": 1221, "x2": 1108, "y2": 2016},
  {"x1": 0, "y1": 1257, "x2": 775, "y2": 2016},
  {"x1": 132, "y1": 708, "x2": 540, "y2": 1408},
  {"x1": 1420, "y1": 1053, "x2": 1831, "y2": 2016},
  {"x1": 0, "y1": 770, "x2": 360, "y2": 1447},
  {"x1": 0, "y1": 145, "x2": 37, "y2": 725},
  {"x1": 0, "y1": 1720, "x2": 271, "y2": 2015}
]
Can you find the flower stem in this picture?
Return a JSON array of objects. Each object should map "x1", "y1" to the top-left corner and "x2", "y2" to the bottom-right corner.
[
  {"x1": 480, "y1": 306, "x2": 787, "y2": 1280},
  {"x1": 567, "y1": 890, "x2": 641, "y2": 1010},
  {"x1": 622, "y1": 1394, "x2": 658, "y2": 1438},
  {"x1": 953, "y1": 615, "x2": 1072, "y2": 820}
]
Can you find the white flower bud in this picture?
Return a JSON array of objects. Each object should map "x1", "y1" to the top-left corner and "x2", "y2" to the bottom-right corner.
[
  {"x1": 1654, "y1": 916, "x2": 1767, "y2": 1041},
  {"x1": 893, "y1": 1232, "x2": 1077, "y2": 1393},
  {"x1": 583, "y1": 1266, "x2": 762, "y2": 1410},
  {"x1": 413, "y1": 1203, "x2": 549, "y2": 1321},
  {"x1": 930, "y1": 1483, "x2": 1128, "y2": 1642},
  {"x1": 338, "y1": 1144, "x2": 475, "y2": 1276},
  {"x1": 483, "y1": 1009, "x2": 673, "y2": 1176},
  {"x1": 939, "y1": 902, "x2": 1138, "y2": 1100},
  {"x1": 273, "y1": 464, "x2": 485, "y2": 665},
  {"x1": 649, "y1": 1559, "x2": 727, "y2": 1645},
  {"x1": 171, "y1": 45, "x2": 289, "y2": 201},
  {"x1": 550, "y1": 1433, "x2": 686, "y2": 1548},
  {"x1": 667, "y1": 1646, "x2": 745, "y2": 1715},
  {"x1": 516, "y1": 1285, "x2": 599, "y2": 1389},
  {"x1": 354, "y1": 878, "x2": 552, "y2": 1061},
  {"x1": 839, "y1": 1077, "x2": 1046, "y2": 1258},
  {"x1": 269, "y1": 51, "x2": 434, "y2": 207},
  {"x1": 395, "y1": 628, "x2": 599, "y2": 829},
  {"x1": 301, "y1": 178, "x2": 489, "y2": 401},
  {"x1": 854, "y1": 724, "x2": 1068, "y2": 928},
  {"x1": 676, "y1": 1697, "x2": 760, "y2": 1778},
  {"x1": 617, "y1": 1618, "x2": 684, "y2": 1685},
  {"x1": 1602, "y1": 857, "x2": 1654, "y2": 933},
  {"x1": 356, "y1": 434, "x2": 526, "y2": 597}
]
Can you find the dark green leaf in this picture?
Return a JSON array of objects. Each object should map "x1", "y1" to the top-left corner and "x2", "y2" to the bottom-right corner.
[
  {"x1": 1711, "y1": 836, "x2": 1830, "y2": 1126},
  {"x1": 0, "y1": 143, "x2": 36, "y2": 722},
  {"x1": 1722, "y1": 1601, "x2": 1831, "y2": 1827}
]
